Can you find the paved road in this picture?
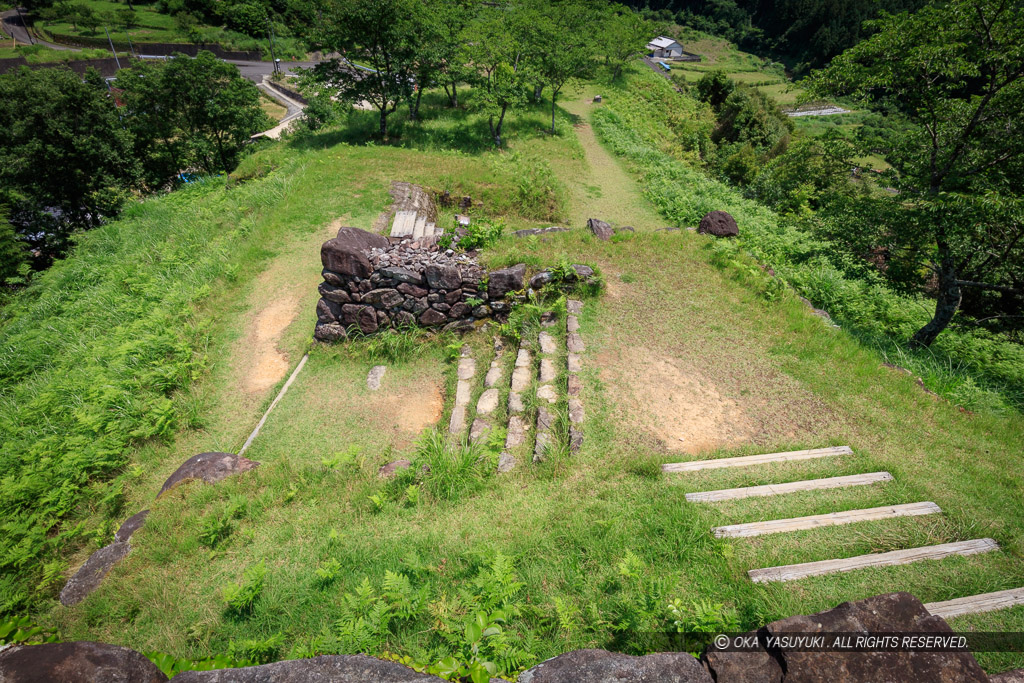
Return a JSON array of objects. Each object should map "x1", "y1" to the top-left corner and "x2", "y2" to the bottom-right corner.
[
  {"x1": 1, "y1": 8, "x2": 73, "y2": 49},
  {"x1": 226, "y1": 59, "x2": 316, "y2": 83}
]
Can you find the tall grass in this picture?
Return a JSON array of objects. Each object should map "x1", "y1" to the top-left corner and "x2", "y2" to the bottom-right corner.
[{"x1": 591, "y1": 66, "x2": 1024, "y2": 413}]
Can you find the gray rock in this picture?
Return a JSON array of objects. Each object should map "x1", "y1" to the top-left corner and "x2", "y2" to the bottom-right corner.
[
  {"x1": 321, "y1": 269, "x2": 345, "y2": 287},
  {"x1": 567, "y1": 316, "x2": 580, "y2": 333},
  {"x1": 377, "y1": 459, "x2": 412, "y2": 479},
  {"x1": 362, "y1": 288, "x2": 404, "y2": 309},
  {"x1": 657, "y1": 227, "x2": 682, "y2": 233},
  {"x1": 419, "y1": 308, "x2": 447, "y2": 326},
  {"x1": 342, "y1": 304, "x2": 378, "y2": 335},
  {"x1": 316, "y1": 298, "x2": 342, "y2": 323},
  {"x1": 449, "y1": 302, "x2": 470, "y2": 318},
  {"x1": 170, "y1": 655, "x2": 443, "y2": 682},
  {"x1": 397, "y1": 282, "x2": 428, "y2": 298},
  {"x1": 529, "y1": 271, "x2": 555, "y2": 289},
  {"x1": 411, "y1": 298, "x2": 429, "y2": 315},
  {"x1": 539, "y1": 359, "x2": 557, "y2": 383},
  {"x1": 376, "y1": 310, "x2": 390, "y2": 328},
  {"x1": 569, "y1": 425, "x2": 583, "y2": 452},
  {"x1": 513, "y1": 226, "x2": 568, "y2": 238},
  {"x1": 393, "y1": 311, "x2": 416, "y2": 327},
  {"x1": 991, "y1": 669, "x2": 1024, "y2": 683},
  {"x1": 567, "y1": 300, "x2": 584, "y2": 315},
  {"x1": 424, "y1": 264, "x2": 462, "y2": 290},
  {"x1": 568, "y1": 397, "x2": 584, "y2": 423},
  {"x1": 444, "y1": 289, "x2": 463, "y2": 305},
  {"x1": 318, "y1": 282, "x2": 351, "y2": 304},
  {"x1": 701, "y1": 647, "x2": 782, "y2": 683},
  {"x1": 615, "y1": 225, "x2": 635, "y2": 233},
  {"x1": 114, "y1": 510, "x2": 149, "y2": 543},
  {"x1": 497, "y1": 452, "x2": 516, "y2": 473},
  {"x1": 441, "y1": 318, "x2": 476, "y2": 333},
  {"x1": 567, "y1": 375, "x2": 582, "y2": 396},
  {"x1": 587, "y1": 218, "x2": 614, "y2": 240},
  {"x1": 432, "y1": 303, "x2": 451, "y2": 313},
  {"x1": 520, "y1": 649, "x2": 711, "y2": 683},
  {"x1": 158, "y1": 452, "x2": 259, "y2": 498},
  {"x1": 567, "y1": 333, "x2": 585, "y2": 353},
  {"x1": 367, "y1": 365, "x2": 386, "y2": 390},
  {"x1": 0, "y1": 642, "x2": 168, "y2": 683},
  {"x1": 472, "y1": 305, "x2": 491, "y2": 318},
  {"x1": 476, "y1": 388, "x2": 500, "y2": 415},
  {"x1": 488, "y1": 263, "x2": 526, "y2": 299},
  {"x1": 59, "y1": 542, "x2": 131, "y2": 606},
  {"x1": 314, "y1": 322, "x2": 347, "y2": 342},
  {"x1": 697, "y1": 210, "x2": 739, "y2": 237},
  {"x1": 572, "y1": 264, "x2": 594, "y2": 280},
  {"x1": 379, "y1": 267, "x2": 423, "y2": 285},
  {"x1": 321, "y1": 228, "x2": 389, "y2": 278}
]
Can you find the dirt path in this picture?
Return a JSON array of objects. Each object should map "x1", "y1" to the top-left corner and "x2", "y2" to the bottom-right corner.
[{"x1": 561, "y1": 94, "x2": 666, "y2": 232}]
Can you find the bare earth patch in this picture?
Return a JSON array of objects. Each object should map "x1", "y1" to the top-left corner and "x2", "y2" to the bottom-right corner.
[
  {"x1": 245, "y1": 297, "x2": 300, "y2": 394},
  {"x1": 599, "y1": 348, "x2": 756, "y2": 454},
  {"x1": 381, "y1": 381, "x2": 444, "y2": 435}
]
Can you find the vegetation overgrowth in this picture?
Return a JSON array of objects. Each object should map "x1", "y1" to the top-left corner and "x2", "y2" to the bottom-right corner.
[{"x1": 592, "y1": 66, "x2": 1024, "y2": 412}]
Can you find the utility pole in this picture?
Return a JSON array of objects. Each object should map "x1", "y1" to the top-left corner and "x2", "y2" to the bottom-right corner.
[
  {"x1": 104, "y1": 25, "x2": 121, "y2": 70},
  {"x1": 124, "y1": 28, "x2": 135, "y2": 58},
  {"x1": 15, "y1": 6, "x2": 34, "y2": 45},
  {"x1": 266, "y1": 18, "x2": 279, "y2": 75}
]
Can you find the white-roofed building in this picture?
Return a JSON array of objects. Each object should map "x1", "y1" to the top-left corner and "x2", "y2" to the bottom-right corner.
[{"x1": 646, "y1": 36, "x2": 683, "y2": 59}]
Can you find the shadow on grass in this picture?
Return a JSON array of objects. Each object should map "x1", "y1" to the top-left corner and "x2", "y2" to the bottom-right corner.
[{"x1": 287, "y1": 90, "x2": 577, "y2": 155}]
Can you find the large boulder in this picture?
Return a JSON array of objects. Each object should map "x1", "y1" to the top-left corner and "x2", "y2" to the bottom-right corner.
[
  {"x1": 697, "y1": 210, "x2": 739, "y2": 237},
  {"x1": 170, "y1": 655, "x2": 443, "y2": 682},
  {"x1": 114, "y1": 510, "x2": 149, "y2": 544},
  {"x1": 519, "y1": 649, "x2": 711, "y2": 682},
  {"x1": 701, "y1": 592, "x2": 988, "y2": 683},
  {"x1": 59, "y1": 542, "x2": 131, "y2": 606},
  {"x1": 321, "y1": 228, "x2": 390, "y2": 278},
  {"x1": 314, "y1": 322, "x2": 347, "y2": 342},
  {"x1": 488, "y1": 263, "x2": 526, "y2": 299},
  {"x1": 157, "y1": 452, "x2": 260, "y2": 498},
  {"x1": 424, "y1": 264, "x2": 462, "y2": 290},
  {"x1": 587, "y1": 218, "x2": 614, "y2": 241},
  {"x1": 0, "y1": 642, "x2": 168, "y2": 683}
]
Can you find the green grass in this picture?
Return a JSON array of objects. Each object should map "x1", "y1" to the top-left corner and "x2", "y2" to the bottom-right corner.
[
  {"x1": 0, "y1": 44, "x2": 115, "y2": 61},
  {"x1": 7, "y1": 66, "x2": 1024, "y2": 678}
]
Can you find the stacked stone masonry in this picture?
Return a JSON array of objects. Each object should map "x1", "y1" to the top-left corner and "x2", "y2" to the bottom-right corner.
[
  {"x1": 449, "y1": 346, "x2": 476, "y2": 436},
  {"x1": 314, "y1": 226, "x2": 527, "y2": 342}
]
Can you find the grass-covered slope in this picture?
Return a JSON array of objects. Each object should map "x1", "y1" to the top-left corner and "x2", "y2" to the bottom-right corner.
[
  {"x1": 0, "y1": 123, "x2": 568, "y2": 614},
  {"x1": 592, "y1": 66, "x2": 1024, "y2": 414}
]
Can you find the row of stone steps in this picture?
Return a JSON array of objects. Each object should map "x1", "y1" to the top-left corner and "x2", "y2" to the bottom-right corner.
[
  {"x1": 447, "y1": 301, "x2": 588, "y2": 472},
  {"x1": 665, "y1": 446, "x2": 1020, "y2": 618},
  {"x1": 390, "y1": 210, "x2": 440, "y2": 240}
]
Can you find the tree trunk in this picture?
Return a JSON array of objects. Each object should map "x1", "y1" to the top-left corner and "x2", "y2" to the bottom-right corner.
[
  {"x1": 449, "y1": 78, "x2": 458, "y2": 107},
  {"x1": 491, "y1": 105, "x2": 508, "y2": 148},
  {"x1": 550, "y1": 91, "x2": 557, "y2": 135},
  {"x1": 379, "y1": 108, "x2": 388, "y2": 139},
  {"x1": 410, "y1": 87, "x2": 423, "y2": 121},
  {"x1": 910, "y1": 256, "x2": 962, "y2": 348},
  {"x1": 533, "y1": 84, "x2": 543, "y2": 103}
]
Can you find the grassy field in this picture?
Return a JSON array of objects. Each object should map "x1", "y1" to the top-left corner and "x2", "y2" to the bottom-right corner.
[
  {"x1": 29, "y1": 0, "x2": 307, "y2": 58},
  {"x1": 259, "y1": 93, "x2": 287, "y2": 122},
  {"x1": 0, "y1": 43, "x2": 118, "y2": 61},
  {"x1": 7, "y1": 66, "x2": 1023, "y2": 678}
]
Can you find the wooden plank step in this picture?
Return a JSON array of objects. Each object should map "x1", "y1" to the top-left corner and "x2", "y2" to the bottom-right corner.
[
  {"x1": 412, "y1": 215, "x2": 427, "y2": 240},
  {"x1": 925, "y1": 587, "x2": 1024, "y2": 619},
  {"x1": 425, "y1": 222, "x2": 436, "y2": 237},
  {"x1": 749, "y1": 538, "x2": 999, "y2": 583},
  {"x1": 391, "y1": 210, "x2": 416, "y2": 237},
  {"x1": 713, "y1": 501, "x2": 940, "y2": 539},
  {"x1": 687, "y1": 472, "x2": 893, "y2": 502},
  {"x1": 663, "y1": 446, "x2": 853, "y2": 473}
]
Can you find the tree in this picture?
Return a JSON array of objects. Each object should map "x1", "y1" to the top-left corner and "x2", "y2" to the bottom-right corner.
[
  {"x1": 117, "y1": 7, "x2": 138, "y2": 30},
  {"x1": 601, "y1": 4, "x2": 652, "y2": 80},
  {"x1": 0, "y1": 66, "x2": 138, "y2": 261},
  {"x1": 74, "y1": 3, "x2": 100, "y2": 33},
  {"x1": 532, "y1": 0, "x2": 594, "y2": 135},
  {"x1": 116, "y1": 52, "x2": 269, "y2": 178},
  {"x1": 466, "y1": 2, "x2": 531, "y2": 147},
  {"x1": 807, "y1": 0, "x2": 1024, "y2": 347},
  {"x1": 425, "y1": 0, "x2": 476, "y2": 108},
  {"x1": 311, "y1": 0, "x2": 420, "y2": 139}
]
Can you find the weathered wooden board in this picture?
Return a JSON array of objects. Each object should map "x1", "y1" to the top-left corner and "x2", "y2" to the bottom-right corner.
[
  {"x1": 686, "y1": 472, "x2": 893, "y2": 502},
  {"x1": 412, "y1": 215, "x2": 427, "y2": 240},
  {"x1": 925, "y1": 587, "x2": 1024, "y2": 619},
  {"x1": 748, "y1": 538, "x2": 999, "y2": 583},
  {"x1": 663, "y1": 446, "x2": 853, "y2": 473},
  {"x1": 713, "y1": 501, "x2": 940, "y2": 538}
]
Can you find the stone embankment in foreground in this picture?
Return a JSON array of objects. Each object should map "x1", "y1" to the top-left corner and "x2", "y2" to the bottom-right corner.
[{"x1": 9, "y1": 592, "x2": 1016, "y2": 682}]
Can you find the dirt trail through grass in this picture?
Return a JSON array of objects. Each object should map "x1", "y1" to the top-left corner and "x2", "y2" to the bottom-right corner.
[{"x1": 561, "y1": 94, "x2": 665, "y2": 231}]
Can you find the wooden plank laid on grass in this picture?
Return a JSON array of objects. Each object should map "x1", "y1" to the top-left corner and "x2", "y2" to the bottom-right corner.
[
  {"x1": 924, "y1": 588, "x2": 1024, "y2": 619},
  {"x1": 390, "y1": 210, "x2": 416, "y2": 237},
  {"x1": 748, "y1": 538, "x2": 999, "y2": 583},
  {"x1": 712, "y1": 501, "x2": 940, "y2": 538},
  {"x1": 662, "y1": 446, "x2": 853, "y2": 473},
  {"x1": 686, "y1": 472, "x2": 893, "y2": 502}
]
